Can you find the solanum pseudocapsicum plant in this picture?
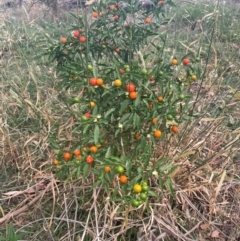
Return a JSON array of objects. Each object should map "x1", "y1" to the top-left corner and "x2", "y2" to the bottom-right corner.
[{"x1": 47, "y1": 0, "x2": 200, "y2": 208}]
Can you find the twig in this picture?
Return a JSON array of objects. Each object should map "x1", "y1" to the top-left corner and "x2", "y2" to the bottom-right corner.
[
  {"x1": 93, "y1": 188, "x2": 100, "y2": 241},
  {"x1": 64, "y1": 193, "x2": 71, "y2": 241},
  {"x1": 0, "y1": 182, "x2": 52, "y2": 224},
  {"x1": 73, "y1": 187, "x2": 79, "y2": 241},
  {"x1": 184, "y1": 221, "x2": 202, "y2": 238}
]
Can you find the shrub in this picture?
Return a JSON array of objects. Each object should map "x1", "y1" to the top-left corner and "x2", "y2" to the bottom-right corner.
[{"x1": 46, "y1": 0, "x2": 200, "y2": 208}]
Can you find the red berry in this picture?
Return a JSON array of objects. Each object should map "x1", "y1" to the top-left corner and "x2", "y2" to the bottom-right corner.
[
  {"x1": 119, "y1": 68, "x2": 125, "y2": 74},
  {"x1": 171, "y1": 125, "x2": 178, "y2": 133},
  {"x1": 73, "y1": 30, "x2": 80, "y2": 38},
  {"x1": 84, "y1": 112, "x2": 91, "y2": 119},
  {"x1": 182, "y1": 58, "x2": 190, "y2": 65},
  {"x1": 89, "y1": 78, "x2": 97, "y2": 86},
  {"x1": 126, "y1": 83, "x2": 136, "y2": 92}
]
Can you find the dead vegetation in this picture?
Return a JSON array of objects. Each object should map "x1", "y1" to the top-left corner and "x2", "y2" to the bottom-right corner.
[{"x1": 0, "y1": 0, "x2": 240, "y2": 240}]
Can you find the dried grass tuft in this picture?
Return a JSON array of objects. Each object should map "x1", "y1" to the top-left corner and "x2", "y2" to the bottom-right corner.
[{"x1": 1, "y1": 1, "x2": 240, "y2": 240}]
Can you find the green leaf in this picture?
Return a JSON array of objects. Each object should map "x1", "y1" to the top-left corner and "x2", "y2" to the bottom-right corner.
[
  {"x1": 92, "y1": 180, "x2": 101, "y2": 188},
  {"x1": 119, "y1": 113, "x2": 131, "y2": 124},
  {"x1": 104, "y1": 108, "x2": 115, "y2": 118},
  {"x1": 129, "y1": 174, "x2": 142, "y2": 187},
  {"x1": 166, "y1": 177, "x2": 175, "y2": 197},
  {"x1": 110, "y1": 114, "x2": 114, "y2": 123},
  {"x1": 77, "y1": 166, "x2": 81, "y2": 178},
  {"x1": 148, "y1": 190, "x2": 158, "y2": 197},
  {"x1": 83, "y1": 164, "x2": 89, "y2": 179},
  {"x1": 168, "y1": 165, "x2": 178, "y2": 174},
  {"x1": 120, "y1": 99, "x2": 130, "y2": 113},
  {"x1": 158, "y1": 177, "x2": 164, "y2": 190},
  {"x1": 112, "y1": 186, "x2": 119, "y2": 198},
  {"x1": 159, "y1": 163, "x2": 172, "y2": 172},
  {"x1": 153, "y1": 157, "x2": 168, "y2": 168},
  {"x1": 112, "y1": 197, "x2": 124, "y2": 202},
  {"x1": 126, "y1": 161, "x2": 133, "y2": 177},
  {"x1": 83, "y1": 124, "x2": 91, "y2": 134},
  {"x1": 133, "y1": 113, "x2": 140, "y2": 128},
  {"x1": 64, "y1": 168, "x2": 77, "y2": 185},
  {"x1": 15, "y1": 233, "x2": 25, "y2": 240},
  {"x1": 48, "y1": 138, "x2": 60, "y2": 149},
  {"x1": 167, "y1": 0, "x2": 176, "y2": 7},
  {"x1": 93, "y1": 62, "x2": 98, "y2": 78},
  {"x1": 115, "y1": 128, "x2": 120, "y2": 137},
  {"x1": 134, "y1": 94, "x2": 141, "y2": 107},
  {"x1": 104, "y1": 180, "x2": 109, "y2": 193},
  {"x1": 136, "y1": 136, "x2": 147, "y2": 153},
  {"x1": 109, "y1": 156, "x2": 121, "y2": 162},
  {"x1": 69, "y1": 12, "x2": 78, "y2": 19},
  {"x1": 92, "y1": 106, "x2": 98, "y2": 116},
  {"x1": 105, "y1": 146, "x2": 111, "y2": 158},
  {"x1": 137, "y1": 167, "x2": 143, "y2": 174},
  {"x1": 94, "y1": 125, "x2": 100, "y2": 145}
]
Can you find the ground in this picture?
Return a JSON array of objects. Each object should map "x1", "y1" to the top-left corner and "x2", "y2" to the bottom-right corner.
[{"x1": 0, "y1": 0, "x2": 240, "y2": 240}]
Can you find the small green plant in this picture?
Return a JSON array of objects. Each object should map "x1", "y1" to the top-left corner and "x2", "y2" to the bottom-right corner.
[
  {"x1": 46, "y1": 0, "x2": 201, "y2": 208},
  {"x1": 0, "y1": 224, "x2": 24, "y2": 241}
]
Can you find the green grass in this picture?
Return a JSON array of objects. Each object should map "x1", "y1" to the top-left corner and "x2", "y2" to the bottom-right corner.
[{"x1": 1, "y1": 1, "x2": 240, "y2": 240}]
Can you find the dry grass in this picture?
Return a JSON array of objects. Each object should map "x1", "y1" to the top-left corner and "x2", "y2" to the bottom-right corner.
[{"x1": 1, "y1": 1, "x2": 240, "y2": 240}]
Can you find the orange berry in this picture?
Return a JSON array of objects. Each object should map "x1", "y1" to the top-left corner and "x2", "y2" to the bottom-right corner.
[
  {"x1": 92, "y1": 12, "x2": 98, "y2": 18},
  {"x1": 115, "y1": 48, "x2": 120, "y2": 53},
  {"x1": 171, "y1": 59, "x2": 178, "y2": 65},
  {"x1": 119, "y1": 175, "x2": 128, "y2": 184},
  {"x1": 157, "y1": 96, "x2": 163, "y2": 102},
  {"x1": 90, "y1": 146, "x2": 98, "y2": 153},
  {"x1": 154, "y1": 130, "x2": 162, "y2": 138},
  {"x1": 104, "y1": 166, "x2": 111, "y2": 173},
  {"x1": 172, "y1": 126, "x2": 178, "y2": 133},
  {"x1": 86, "y1": 155, "x2": 94, "y2": 164},
  {"x1": 148, "y1": 102, "x2": 153, "y2": 108},
  {"x1": 113, "y1": 15, "x2": 119, "y2": 21},
  {"x1": 152, "y1": 118, "x2": 157, "y2": 124},
  {"x1": 145, "y1": 17, "x2": 151, "y2": 24},
  {"x1": 129, "y1": 91, "x2": 138, "y2": 100},
  {"x1": 135, "y1": 133, "x2": 141, "y2": 140},
  {"x1": 79, "y1": 36, "x2": 87, "y2": 43},
  {"x1": 63, "y1": 152, "x2": 71, "y2": 161},
  {"x1": 60, "y1": 37, "x2": 67, "y2": 44},
  {"x1": 73, "y1": 149, "x2": 81, "y2": 156},
  {"x1": 96, "y1": 78, "x2": 104, "y2": 86},
  {"x1": 53, "y1": 159, "x2": 59, "y2": 166}
]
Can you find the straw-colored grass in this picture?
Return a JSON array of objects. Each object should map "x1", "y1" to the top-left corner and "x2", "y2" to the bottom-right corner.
[{"x1": 0, "y1": 0, "x2": 240, "y2": 240}]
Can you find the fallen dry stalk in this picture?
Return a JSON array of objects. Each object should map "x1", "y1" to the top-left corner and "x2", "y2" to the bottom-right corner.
[{"x1": 0, "y1": 181, "x2": 52, "y2": 224}]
